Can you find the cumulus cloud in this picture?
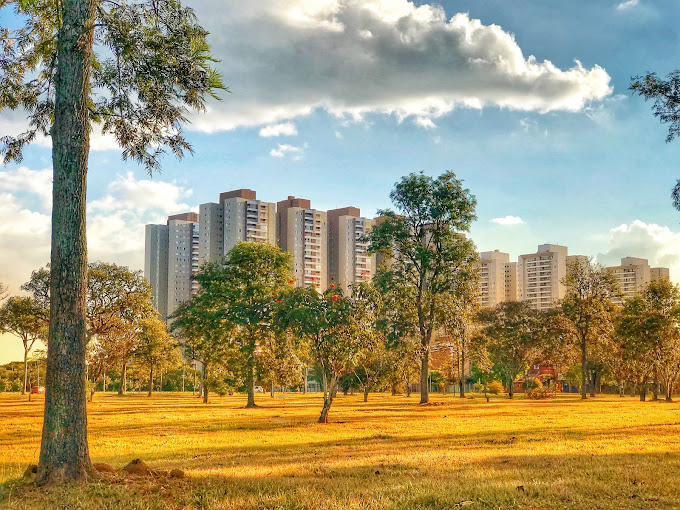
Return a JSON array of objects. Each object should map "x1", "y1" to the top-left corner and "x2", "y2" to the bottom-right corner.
[
  {"x1": 491, "y1": 215, "x2": 525, "y2": 226},
  {"x1": 259, "y1": 122, "x2": 299, "y2": 137},
  {"x1": 270, "y1": 143, "x2": 305, "y2": 160},
  {"x1": 596, "y1": 220, "x2": 680, "y2": 280},
  {"x1": 617, "y1": 0, "x2": 639, "y2": 10},
  {"x1": 0, "y1": 167, "x2": 52, "y2": 206},
  {"x1": 0, "y1": 169, "x2": 196, "y2": 294},
  {"x1": 185, "y1": 0, "x2": 612, "y2": 133}
]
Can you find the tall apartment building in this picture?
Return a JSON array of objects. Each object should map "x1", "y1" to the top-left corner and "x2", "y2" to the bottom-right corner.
[
  {"x1": 605, "y1": 257, "x2": 670, "y2": 303},
  {"x1": 144, "y1": 224, "x2": 169, "y2": 319},
  {"x1": 651, "y1": 267, "x2": 670, "y2": 282},
  {"x1": 277, "y1": 196, "x2": 328, "y2": 290},
  {"x1": 478, "y1": 250, "x2": 509, "y2": 308},
  {"x1": 504, "y1": 262, "x2": 518, "y2": 302},
  {"x1": 327, "y1": 207, "x2": 375, "y2": 292},
  {"x1": 166, "y1": 212, "x2": 200, "y2": 319},
  {"x1": 198, "y1": 202, "x2": 224, "y2": 266},
  {"x1": 221, "y1": 189, "x2": 276, "y2": 252},
  {"x1": 518, "y1": 244, "x2": 570, "y2": 311}
]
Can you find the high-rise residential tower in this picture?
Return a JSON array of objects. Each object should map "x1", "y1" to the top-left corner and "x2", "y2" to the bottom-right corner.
[
  {"x1": 222, "y1": 189, "x2": 276, "y2": 252},
  {"x1": 277, "y1": 196, "x2": 328, "y2": 291},
  {"x1": 144, "y1": 224, "x2": 169, "y2": 319},
  {"x1": 518, "y1": 244, "x2": 570, "y2": 310},
  {"x1": 166, "y1": 212, "x2": 200, "y2": 319},
  {"x1": 327, "y1": 207, "x2": 375, "y2": 292},
  {"x1": 477, "y1": 250, "x2": 510, "y2": 308}
]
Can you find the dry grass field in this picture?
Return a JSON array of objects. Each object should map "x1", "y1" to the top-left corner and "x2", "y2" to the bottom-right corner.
[{"x1": 1, "y1": 392, "x2": 680, "y2": 509}]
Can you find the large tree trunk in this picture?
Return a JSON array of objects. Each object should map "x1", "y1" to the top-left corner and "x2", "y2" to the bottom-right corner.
[
  {"x1": 36, "y1": 0, "x2": 97, "y2": 486},
  {"x1": 420, "y1": 349, "x2": 429, "y2": 404},
  {"x1": 118, "y1": 363, "x2": 127, "y2": 395},
  {"x1": 589, "y1": 371, "x2": 596, "y2": 398},
  {"x1": 202, "y1": 363, "x2": 209, "y2": 404},
  {"x1": 147, "y1": 366, "x2": 154, "y2": 397},
  {"x1": 245, "y1": 360, "x2": 256, "y2": 408},
  {"x1": 619, "y1": 382, "x2": 625, "y2": 397},
  {"x1": 318, "y1": 375, "x2": 337, "y2": 423},
  {"x1": 640, "y1": 383, "x2": 647, "y2": 401},
  {"x1": 23, "y1": 349, "x2": 29, "y2": 395},
  {"x1": 303, "y1": 366, "x2": 307, "y2": 394},
  {"x1": 508, "y1": 378, "x2": 514, "y2": 399},
  {"x1": 580, "y1": 339, "x2": 587, "y2": 400},
  {"x1": 363, "y1": 385, "x2": 369, "y2": 402},
  {"x1": 270, "y1": 380, "x2": 275, "y2": 398}
]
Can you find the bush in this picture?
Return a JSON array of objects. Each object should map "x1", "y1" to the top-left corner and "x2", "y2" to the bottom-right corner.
[
  {"x1": 526, "y1": 386, "x2": 556, "y2": 400},
  {"x1": 523, "y1": 377, "x2": 542, "y2": 392},
  {"x1": 487, "y1": 381, "x2": 504, "y2": 395}
]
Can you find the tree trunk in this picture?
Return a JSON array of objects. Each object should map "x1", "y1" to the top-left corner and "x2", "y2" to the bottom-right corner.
[
  {"x1": 619, "y1": 383, "x2": 625, "y2": 398},
  {"x1": 245, "y1": 360, "x2": 256, "y2": 408},
  {"x1": 580, "y1": 339, "x2": 587, "y2": 400},
  {"x1": 36, "y1": 0, "x2": 97, "y2": 486},
  {"x1": 303, "y1": 366, "x2": 308, "y2": 394},
  {"x1": 23, "y1": 349, "x2": 29, "y2": 395},
  {"x1": 148, "y1": 365, "x2": 153, "y2": 397},
  {"x1": 363, "y1": 385, "x2": 369, "y2": 402},
  {"x1": 118, "y1": 363, "x2": 127, "y2": 396},
  {"x1": 459, "y1": 376, "x2": 465, "y2": 398},
  {"x1": 640, "y1": 384, "x2": 647, "y2": 401},
  {"x1": 270, "y1": 380, "x2": 274, "y2": 398},
  {"x1": 508, "y1": 379, "x2": 514, "y2": 399},
  {"x1": 202, "y1": 363, "x2": 209, "y2": 403},
  {"x1": 420, "y1": 349, "x2": 429, "y2": 404},
  {"x1": 589, "y1": 371, "x2": 596, "y2": 398},
  {"x1": 652, "y1": 381, "x2": 660, "y2": 401},
  {"x1": 318, "y1": 375, "x2": 337, "y2": 423}
]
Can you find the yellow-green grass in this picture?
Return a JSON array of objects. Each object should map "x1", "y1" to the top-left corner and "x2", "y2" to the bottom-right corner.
[{"x1": 2, "y1": 392, "x2": 680, "y2": 509}]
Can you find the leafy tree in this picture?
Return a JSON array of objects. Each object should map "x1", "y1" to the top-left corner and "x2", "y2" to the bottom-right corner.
[
  {"x1": 476, "y1": 301, "x2": 541, "y2": 399},
  {"x1": 171, "y1": 297, "x2": 236, "y2": 404},
  {"x1": 135, "y1": 317, "x2": 179, "y2": 397},
  {"x1": 440, "y1": 276, "x2": 479, "y2": 398},
  {"x1": 558, "y1": 258, "x2": 619, "y2": 399},
  {"x1": 367, "y1": 171, "x2": 478, "y2": 404},
  {"x1": 258, "y1": 331, "x2": 304, "y2": 397},
  {"x1": 1, "y1": 0, "x2": 224, "y2": 484},
  {"x1": 191, "y1": 242, "x2": 293, "y2": 407},
  {"x1": 630, "y1": 72, "x2": 680, "y2": 210},
  {"x1": 0, "y1": 297, "x2": 47, "y2": 395}
]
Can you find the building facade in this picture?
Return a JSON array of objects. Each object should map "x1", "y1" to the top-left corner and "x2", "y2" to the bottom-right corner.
[
  {"x1": 518, "y1": 244, "x2": 570, "y2": 311},
  {"x1": 327, "y1": 207, "x2": 375, "y2": 292},
  {"x1": 477, "y1": 250, "x2": 510, "y2": 308}
]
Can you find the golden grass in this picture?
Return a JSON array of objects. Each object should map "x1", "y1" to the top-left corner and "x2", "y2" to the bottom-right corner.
[{"x1": 2, "y1": 392, "x2": 680, "y2": 509}]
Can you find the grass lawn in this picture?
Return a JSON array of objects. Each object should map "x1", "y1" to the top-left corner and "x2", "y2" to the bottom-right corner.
[{"x1": 1, "y1": 392, "x2": 680, "y2": 509}]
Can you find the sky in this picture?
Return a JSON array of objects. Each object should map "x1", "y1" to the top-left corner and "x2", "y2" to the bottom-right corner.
[{"x1": 1, "y1": 0, "x2": 680, "y2": 362}]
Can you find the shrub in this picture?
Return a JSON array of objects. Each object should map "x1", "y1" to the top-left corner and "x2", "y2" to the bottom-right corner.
[
  {"x1": 487, "y1": 381, "x2": 504, "y2": 395},
  {"x1": 527, "y1": 386, "x2": 556, "y2": 400},
  {"x1": 523, "y1": 377, "x2": 542, "y2": 392}
]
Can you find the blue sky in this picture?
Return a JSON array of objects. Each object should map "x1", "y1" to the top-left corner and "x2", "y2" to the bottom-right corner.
[{"x1": 1, "y1": 0, "x2": 680, "y2": 361}]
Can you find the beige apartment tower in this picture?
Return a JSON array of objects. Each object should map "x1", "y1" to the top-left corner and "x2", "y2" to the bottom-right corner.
[
  {"x1": 327, "y1": 207, "x2": 375, "y2": 292},
  {"x1": 478, "y1": 250, "x2": 510, "y2": 308},
  {"x1": 144, "y1": 224, "x2": 169, "y2": 319},
  {"x1": 518, "y1": 244, "x2": 569, "y2": 310},
  {"x1": 504, "y1": 262, "x2": 518, "y2": 301},
  {"x1": 222, "y1": 189, "x2": 277, "y2": 252},
  {"x1": 277, "y1": 196, "x2": 328, "y2": 291},
  {"x1": 605, "y1": 258, "x2": 670, "y2": 303},
  {"x1": 166, "y1": 212, "x2": 200, "y2": 319}
]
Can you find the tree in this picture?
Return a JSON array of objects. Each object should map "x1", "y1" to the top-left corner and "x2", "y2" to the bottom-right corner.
[
  {"x1": 171, "y1": 298, "x2": 236, "y2": 404},
  {"x1": 558, "y1": 258, "x2": 619, "y2": 399},
  {"x1": 0, "y1": 297, "x2": 47, "y2": 395},
  {"x1": 476, "y1": 301, "x2": 541, "y2": 399},
  {"x1": 367, "y1": 171, "x2": 478, "y2": 404},
  {"x1": 2, "y1": 0, "x2": 224, "y2": 484},
  {"x1": 630, "y1": 72, "x2": 680, "y2": 209},
  {"x1": 135, "y1": 317, "x2": 179, "y2": 397},
  {"x1": 440, "y1": 275, "x2": 479, "y2": 398},
  {"x1": 192, "y1": 242, "x2": 293, "y2": 408},
  {"x1": 258, "y1": 331, "x2": 304, "y2": 397},
  {"x1": 618, "y1": 279, "x2": 680, "y2": 401}
]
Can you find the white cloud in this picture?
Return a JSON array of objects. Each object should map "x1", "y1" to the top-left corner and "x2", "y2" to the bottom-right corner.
[
  {"x1": 491, "y1": 215, "x2": 525, "y2": 226},
  {"x1": 617, "y1": 0, "x2": 639, "y2": 10},
  {"x1": 0, "y1": 167, "x2": 52, "y2": 206},
  {"x1": 596, "y1": 220, "x2": 680, "y2": 281},
  {"x1": 415, "y1": 117, "x2": 437, "y2": 129},
  {"x1": 334, "y1": 130, "x2": 343, "y2": 139},
  {"x1": 259, "y1": 122, "x2": 299, "y2": 137},
  {"x1": 270, "y1": 143, "x2": 305, "y2": 160},
  {"x1": 185, "y1": 1, "x2": 612, "y2": 133},
  {"x1": 0, "y1": 169, "x2": 196, "y2": 297}
]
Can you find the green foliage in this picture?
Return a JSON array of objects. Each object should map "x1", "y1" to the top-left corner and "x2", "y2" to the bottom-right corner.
[
  {"x1": 367, "y1": 171, "x2": 478, "y2": 402},
  {"x1": 523, "y1": 377, "x2": 542, "y2": 391},
  {"x1": 0, "y1": 0, "x2": 226, "y2": 169}
]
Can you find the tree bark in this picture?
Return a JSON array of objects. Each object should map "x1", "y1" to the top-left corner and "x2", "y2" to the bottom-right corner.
[
  {"x1": 36, "y1": 0, "x2": 97, "y2": 486},
  {"x1": 420, "y1": 349, "x2": 429, "y2": 404},
  {"x1": 318, "y1": 375, "x2": 337, "y2": 423},
  {"x1": 640, "y1": 384, "x2": 647, "y2": 401},
  {"x1": 508, "y1": 378, "x2": 514, "y2": 399},
  {"x1": 23, "y1": 349, "x2": 29, "y2": 395},
  {"x1": 202, "y1": 363, "x2": 209, "y2": 403},
  {"x1": 148, "y1": 365, "x2": 154, "y2": 397},
  {"x1": 589, "y1": 371, "x2": 596, "y2": 398},
  {"x1": 245, "y1": 360, "x2": 256, "y2": 408},
  {"x1": 580, "y1": 338, "x2": 588, "y2": 399},
  {"x1": 270, "y1": 380, "x2": 274, "y2": 398},
  {"x1": 118, "y1": 363, "x2": 127, "y2": 395},
  {"x1": 303, "y1": 366, "x2": 308, "y2": 394},
  {"x1": 363, "y1": 385, "x2": 369, "y2": 402}
]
